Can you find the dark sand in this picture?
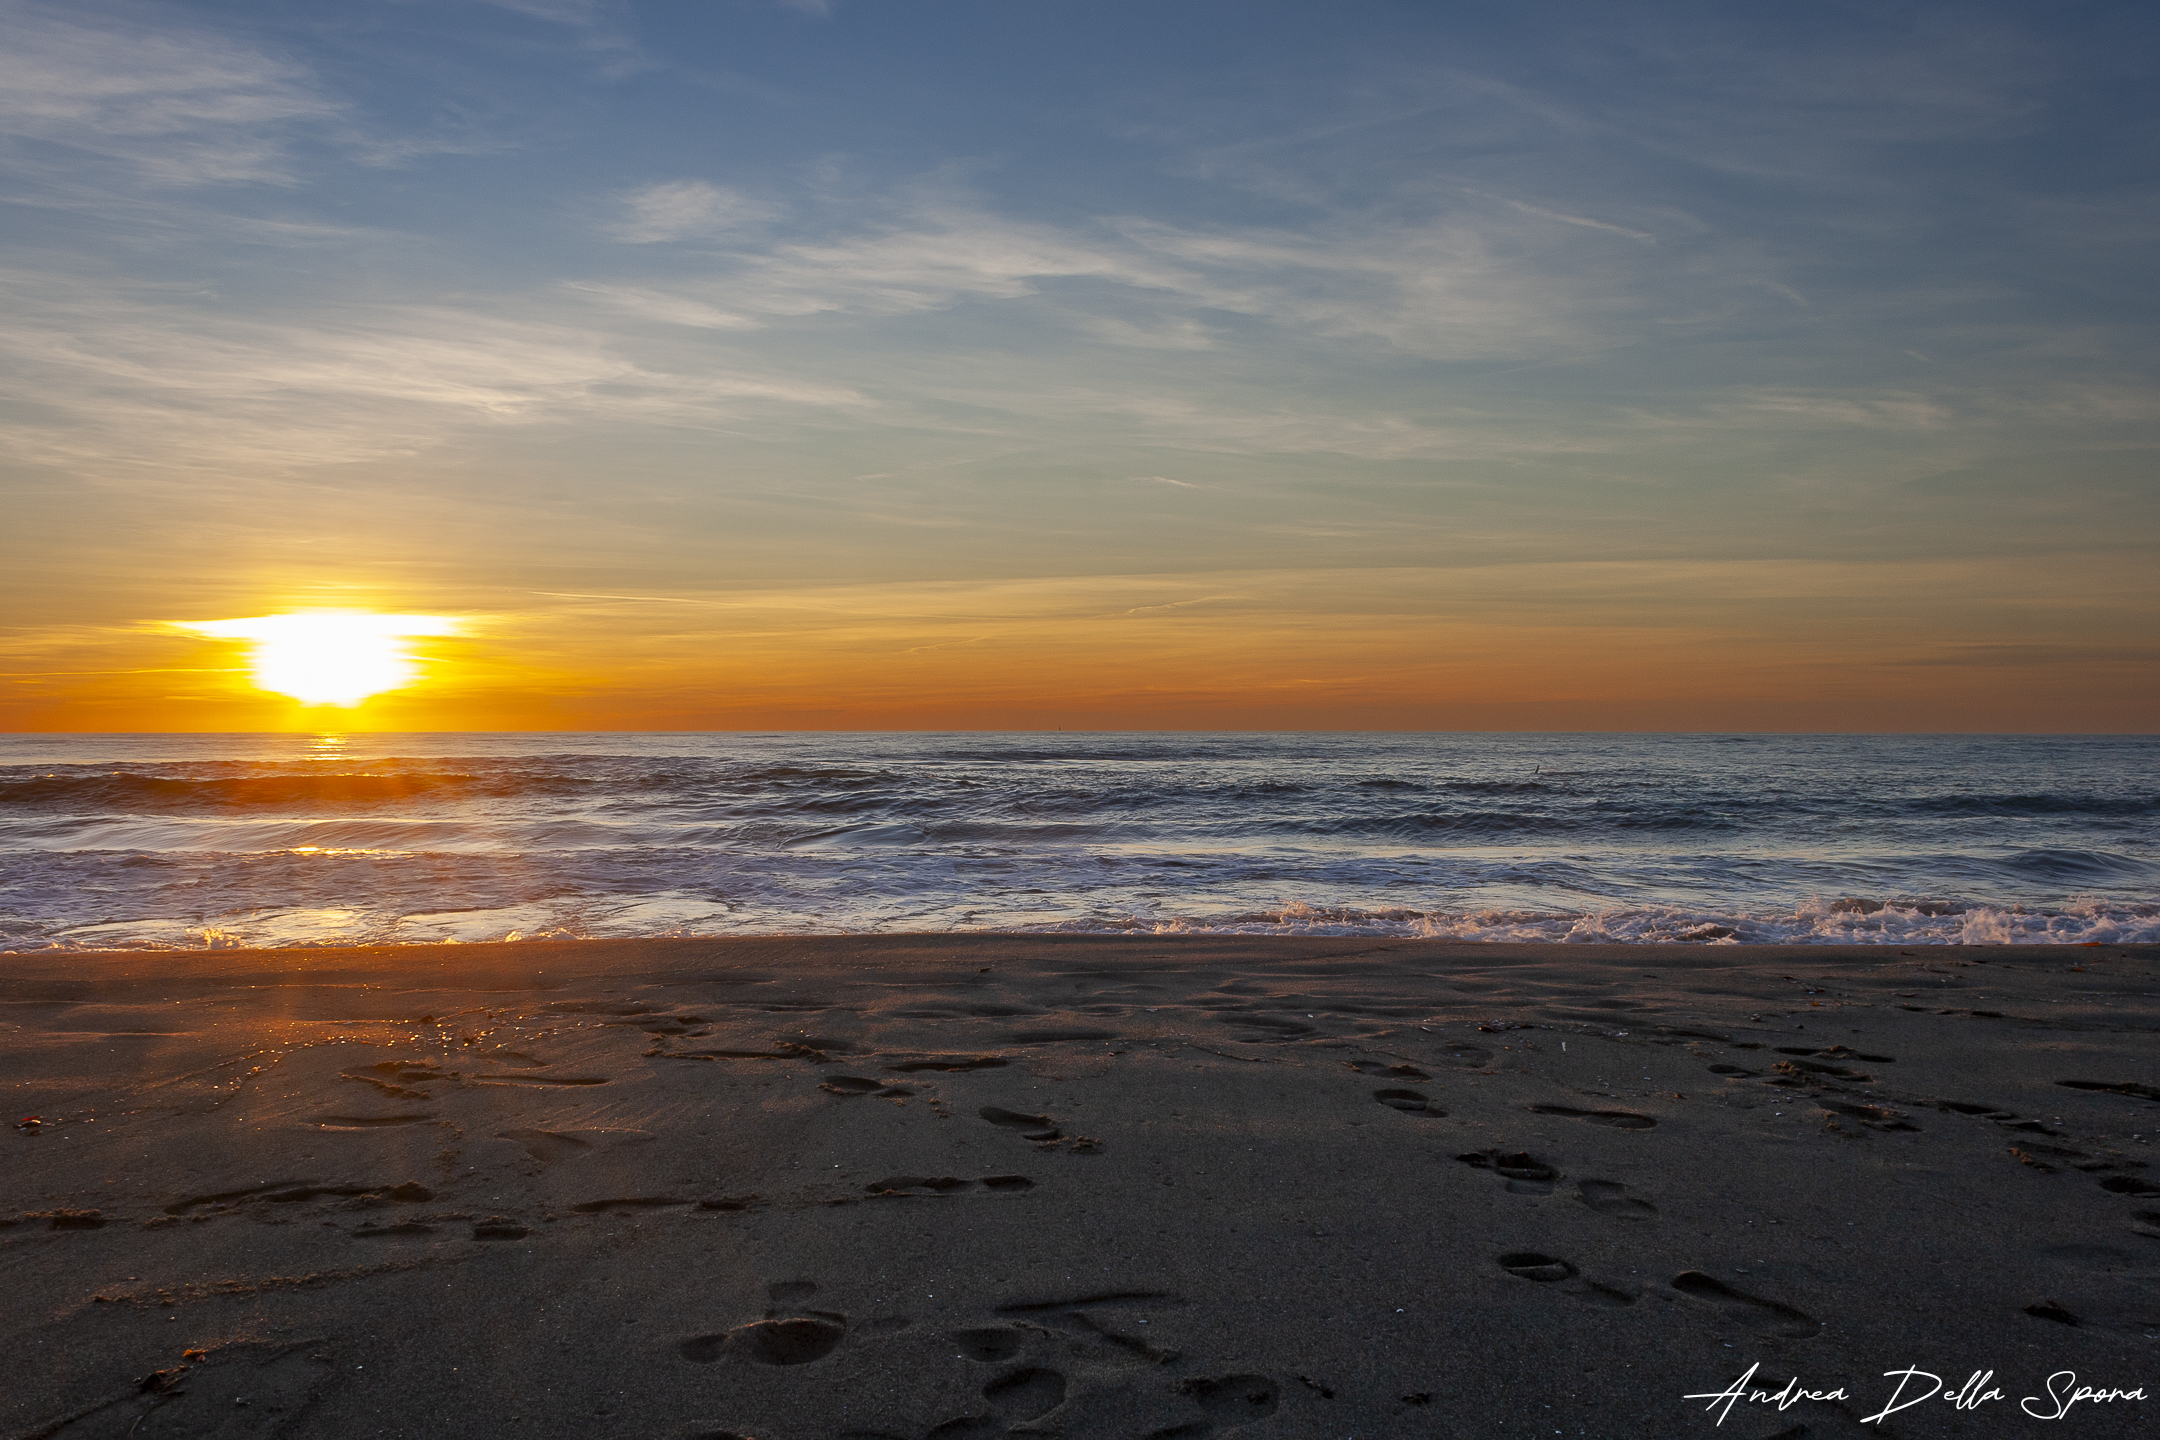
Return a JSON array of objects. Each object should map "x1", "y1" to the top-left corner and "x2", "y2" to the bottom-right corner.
[{"x1": 3, "y1": 937, "x2": 2157, "y2": 1440}]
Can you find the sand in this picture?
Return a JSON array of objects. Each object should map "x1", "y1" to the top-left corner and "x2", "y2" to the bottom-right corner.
[{"x1": 2, "y1": 935, "x2": 2156, "y2": 1440}]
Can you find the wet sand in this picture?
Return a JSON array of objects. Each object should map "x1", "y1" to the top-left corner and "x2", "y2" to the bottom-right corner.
[{"x1": 3, "y1": 936, "x2": 2157, "y2": 1439}]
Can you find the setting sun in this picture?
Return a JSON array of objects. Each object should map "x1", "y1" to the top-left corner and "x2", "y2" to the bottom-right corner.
[{"x1": 178, "y1": 612, "x2": 461, "y2": 706}]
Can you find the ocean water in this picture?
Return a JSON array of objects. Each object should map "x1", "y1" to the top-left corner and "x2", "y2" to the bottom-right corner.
[{"x1": 0, "y1": 732, "x2": 2154, "y2": 950}]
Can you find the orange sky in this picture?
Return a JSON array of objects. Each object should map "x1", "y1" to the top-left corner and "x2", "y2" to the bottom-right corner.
[{"x1": 8, "y1": 558, "x2": 2153, "y2": 732}]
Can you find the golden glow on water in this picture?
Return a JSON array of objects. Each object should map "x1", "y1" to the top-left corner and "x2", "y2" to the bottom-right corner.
[{"x1": 179, "y1": 612, "x2": 460, "y2": 706}]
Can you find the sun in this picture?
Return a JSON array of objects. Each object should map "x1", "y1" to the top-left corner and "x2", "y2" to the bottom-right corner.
[{"x1": 179, "y1": 612, "x2": 461, "y2": 706}]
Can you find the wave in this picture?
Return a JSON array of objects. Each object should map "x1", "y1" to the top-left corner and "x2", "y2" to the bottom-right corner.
[
  {"x1": 0, "y1": 769, "x2": 597, "y2": 810},
  {"x1": 1257, "y1": 808, "x2": 1743, "y2": 839},
  {"x1": 1995, "y1": 848, "x2": 2155, "y2": 881},
  {"x1": 0, "y1": 815, "x2": 645, "y2": 854},
  {"x1": 1451, "y1": 779, "x2": 1571, "y2": 795},
  {"x1": 3, "y1": 732, "x2": 2153, "y2": 952},
  {"x1": 12, "y1": 894, "x2": 2156, "y2": 952},
  {"x1": 1901, "y1": 793, "x2": 2159, "y2": 818},
  {"x1": 1043, "y1": 896, "x2": 2160, "y2": 945}
]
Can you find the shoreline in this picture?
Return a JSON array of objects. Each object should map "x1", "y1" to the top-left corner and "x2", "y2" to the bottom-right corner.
[
  {"x1": 5, "y1": 935, "x2": 2156, "y2": 1436},
  {"x1": 13, "y1": 932, "x2": 2158, "y2": 972}
]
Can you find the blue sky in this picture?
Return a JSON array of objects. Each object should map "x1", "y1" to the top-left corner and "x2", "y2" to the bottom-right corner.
[{"x1": 3, "y1": 0, "x2": 2156, "y2": 729}]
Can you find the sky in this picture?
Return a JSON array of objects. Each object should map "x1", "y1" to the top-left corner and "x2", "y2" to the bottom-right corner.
[{"x1": 2, "y1": 0, "x2": 2156, "y2": 732}]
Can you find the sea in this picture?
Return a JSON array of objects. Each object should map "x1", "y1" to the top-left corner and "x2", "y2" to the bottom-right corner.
[{"x1": 0, "y1": 732, "x2": 2154, "y2": 951}]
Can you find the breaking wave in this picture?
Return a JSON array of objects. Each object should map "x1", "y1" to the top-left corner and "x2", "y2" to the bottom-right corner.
[{"x1": 1, "y1": 730, "x2": 2153, "y2": 951}]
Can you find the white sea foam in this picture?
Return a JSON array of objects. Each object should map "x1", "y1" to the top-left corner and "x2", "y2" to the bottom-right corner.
[
  {"x1": 17, "y1": 895, "x2": 2155, "y2": 951},
  {"x1": 1063, "y1": 897, "x2": 2160, "y2": 945}
]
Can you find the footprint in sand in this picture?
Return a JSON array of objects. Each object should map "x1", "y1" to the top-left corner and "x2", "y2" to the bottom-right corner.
[
  {"x1": 1372, "y1": 1087, "x2": 1446, "y2": 1116},
  {"x1": 865, "y1": 1175, "x2": 970, "y2": 1197},
  {"x1": 983, "y1": 1366, "x2": 1068, "y2": 1422},
  {"x1": 1999, "y1": 1118, "x2": 2064, "y2": 1135},
  {"x1": 1497, "y1": 1251, "x2": 1577, "y2": 1282},
  {"x1": 545, "y1": 999, "x2": 659, "y2": 1016},
  {"x1": 1671, "y1": 1271, "x2": 1822, "y2": 1339},
  {"x1": 341, "y1": 1061, "x2": 447, "y2": 1098},
  {"x1": 1528, "y1": 1103, "x2": 1657, "y2": 1130},
  {"x1": 992, "y1": 1292, "x2": 1181, "y2": 1364},
  {"x1": 311, "y1": 1112, "x2": 437, "y2": 1129},
  {"x1": 472, "y1": 1047, "x2": 549, "y2": 1066},
  {"x1": 353, "y1": 1053, "x2": 582, "y2": 1095},
  {"x1": 1346, "y1": 1059, "x2": 1431, "y2": 1079},
  {"x1": 164, "y1": 1180, "x2": 431, "y2": 1215},
  {"x1": 1777, "y1": 1044, "x2": 1894, "y2": 1064},
  {"x1": 1457, "y1": 1150, "x2": 1559, "y2": 1194},
  {"x1": 944, "y1": 1298, "x2": 1287, "y2": 1435},
  {"x1": 981, "y1": 1107, "x2": 1061, "y2": 1141},
  {"x1": 865, "y1": 1175, "x2": 1038, "y2": 1198},
  {"x1": 1212, "y1": 1010, "x2": 1317, "y2": 1040},
  {"x1": 2100, "y1": 1175, "x2": 2160, "y2": 1197},
  {"x1": 1815, "y1": 1099, "x2": 1919, "y2": 1132},
  {"x1": 819, "y1": 1075, "x2": 915, "y2": 1097},
  {"x1": 49, "y1": 1340, "x2": 342, "y2": 1437},
  {"x1": 886, "y1": 1056, "x2": 1009, "y2": 1073},
  {"x1": 681, "y1": 1281, "x2": 848, "y2": 1366},
  {"x1": 951, "y1": 1327, "x2": 1029, "y2": 1362},
  {"x1": 679, "y1": 1319, "x2": 845, "y2": 1365},
  {"x1": 568, "y1": 1196, "x2": 692, "y2": 1213},
  {"x1": 1494, "y1": 1253, "x2": 1639, "y2": 1307},
  {"x1": 980, "y1": 1106, "x2": 1101, "y2": 1151},
  {"x1": 2059, "y1": 1079, "x2": 2160, "y2": 1101},
  {"x1": 1772, "y1": 1059, "x2": 1873, "y2": 1084},
  {"x1": 467, "y1": 1072, "x2": 610, "y2": 1088},
  {"x1": 1577, "y1": 1179, "x2": 1657, "y2": 1217},
  {"x1": 32, "y1": 1209, "x2": 105, "y2": 1230},
  {"x1": 1182, "y1": 1374, "x2": 1279, "y2": 1420}
]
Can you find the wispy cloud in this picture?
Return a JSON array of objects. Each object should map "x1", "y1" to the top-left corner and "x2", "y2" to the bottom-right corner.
[
  {"x1": 1499, "y1": 198, "x2": 1654, "y2": 241},
  {"x1": 562, "y1": 282, "x2": 763, "y2": 330},
  {"x1": 0, "y1": 266, "x2": 873, "y2": 474},
  {"x1": 1040, "y1": 393, "x2": 1485, "y2": 461},
  {"x1": 1891, "y1": 643, "x2": 2160, "y2": 670},
  {"x1": 589, "y1": 183, "x2": 1632, "y2": 363},
  {"x1": 712, "y1": 202, "x2": 1186, "y2": 318},
  {"x1": 472, "y1": 0, "x2": 609, "y2": 22},
  {"x1": 1077, "y1": 315, "x2": 1217, "y2": 350},
  {"x1": 607, "y1": 179, "x2": 782, "y2": 242},
  {"x1": 0, "y1": 0, "x2": 338, "y2": 185},
  {"x1": 1729, "y1": 391, "x2": 1951, "y2": 430}
]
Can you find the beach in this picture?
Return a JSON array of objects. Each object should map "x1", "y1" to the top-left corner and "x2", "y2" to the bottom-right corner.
[{"x1": 3, "y1": 935, "x2": 2156, "y2": 1438}]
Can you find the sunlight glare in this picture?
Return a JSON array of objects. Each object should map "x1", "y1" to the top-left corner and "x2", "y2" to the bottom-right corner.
[{"x1": 180, "y1": 612, "x2": 461, "y2": 706}]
